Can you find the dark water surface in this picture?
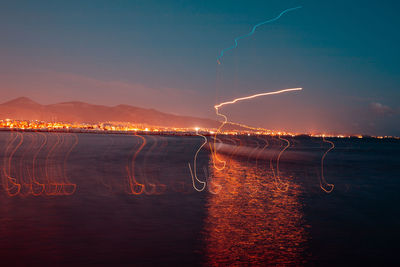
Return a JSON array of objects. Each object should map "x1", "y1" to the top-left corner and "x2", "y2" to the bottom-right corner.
[{"x1": 0, "y1": 131, "x2": 399, "y2": 266}]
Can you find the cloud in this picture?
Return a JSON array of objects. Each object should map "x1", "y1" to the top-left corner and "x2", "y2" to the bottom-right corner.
[{"x1": 370, "y1": 102, "x2": 394, "y2": 116}]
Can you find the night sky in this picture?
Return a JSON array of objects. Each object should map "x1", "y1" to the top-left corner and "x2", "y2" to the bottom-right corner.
[{"x1": 1, "y1": 0, "x2": 399, "y2": 135}]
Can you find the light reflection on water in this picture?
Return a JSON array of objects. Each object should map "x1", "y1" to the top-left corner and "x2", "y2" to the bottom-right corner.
[
  {"x1": 204, "y1": 153, "x2": 308, "y2": 266},
  {"x1": 1, "y1": 132, "x2": 399, "y2": 265}
]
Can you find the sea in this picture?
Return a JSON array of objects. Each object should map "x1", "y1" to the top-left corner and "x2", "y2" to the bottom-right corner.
[{"x1": 0, "y1": 131, "x2": 399, "y2": 266}]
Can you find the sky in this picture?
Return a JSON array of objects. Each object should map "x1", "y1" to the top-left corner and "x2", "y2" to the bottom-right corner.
[{"x1": 0, "y1": 0, "x2": 399, "y2": 135}]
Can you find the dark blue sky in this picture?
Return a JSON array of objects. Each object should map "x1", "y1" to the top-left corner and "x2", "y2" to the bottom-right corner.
[{"x1": 1, "y1": 0, "x2": 399, "y2": 135}]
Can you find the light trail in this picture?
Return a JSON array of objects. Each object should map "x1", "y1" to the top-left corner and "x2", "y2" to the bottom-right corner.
[
  {"x1": 126, "y1": 134, "x2": 146, "y2": 195},
  {"x1": 275, "y1": 135, "x2": 290, "y2": 192},
  {"x1": 19, "y1": 132, "x2": 35, "y2": 196},
  {"x1": 2, "y1": 132, "x2": 23, "y2": 196},
  {"x1": 188, "y1": 130, "x2": 207, "y2": 192},
  {"x1": 214, "y1": 88, "x2": 303, "y2": 109},
  {"x1": 320, "y1": 136, "x2": 335, "y2": 193},
  {"x1": 211, "y1": 88, "x2": 303, "y2": 171},
  {"x1": 216, "y1": 6, "x2": 302, "y2": 64},
  {"x1": 31, "y1": 132, "x2": 47, "y2": 196},
  {"x1": 142, "y1": 135, "x2": 158, "y2": 195}
]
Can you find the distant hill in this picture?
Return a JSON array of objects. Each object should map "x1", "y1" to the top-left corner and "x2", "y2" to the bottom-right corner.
[{"x1": 0, "y1": 97, "x2": 220, "y2": 129}]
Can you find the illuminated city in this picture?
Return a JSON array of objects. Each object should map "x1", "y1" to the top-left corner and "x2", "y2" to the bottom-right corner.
[{"x1": 1, "y1": 118, "x2": 398, "y2": 140}]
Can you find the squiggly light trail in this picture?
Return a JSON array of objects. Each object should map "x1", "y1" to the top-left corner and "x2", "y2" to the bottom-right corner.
[
  {"x1": 216, "y1": 6, "x2": 302, "y2": 64},
  {"x1": 275, "y1": 135, "x2": 290, "y2": 192},
  {"x1": 321, "y1": 136, "x2": 335, "y2": 193},
  {"x1": 188, "y1": 130, "x2": 207, "y2": 192}
]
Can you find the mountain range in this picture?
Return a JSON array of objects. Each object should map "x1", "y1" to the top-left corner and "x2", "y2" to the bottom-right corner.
[{"x1": 0, "y1": 97, "x2": 220, "y2": 129}]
